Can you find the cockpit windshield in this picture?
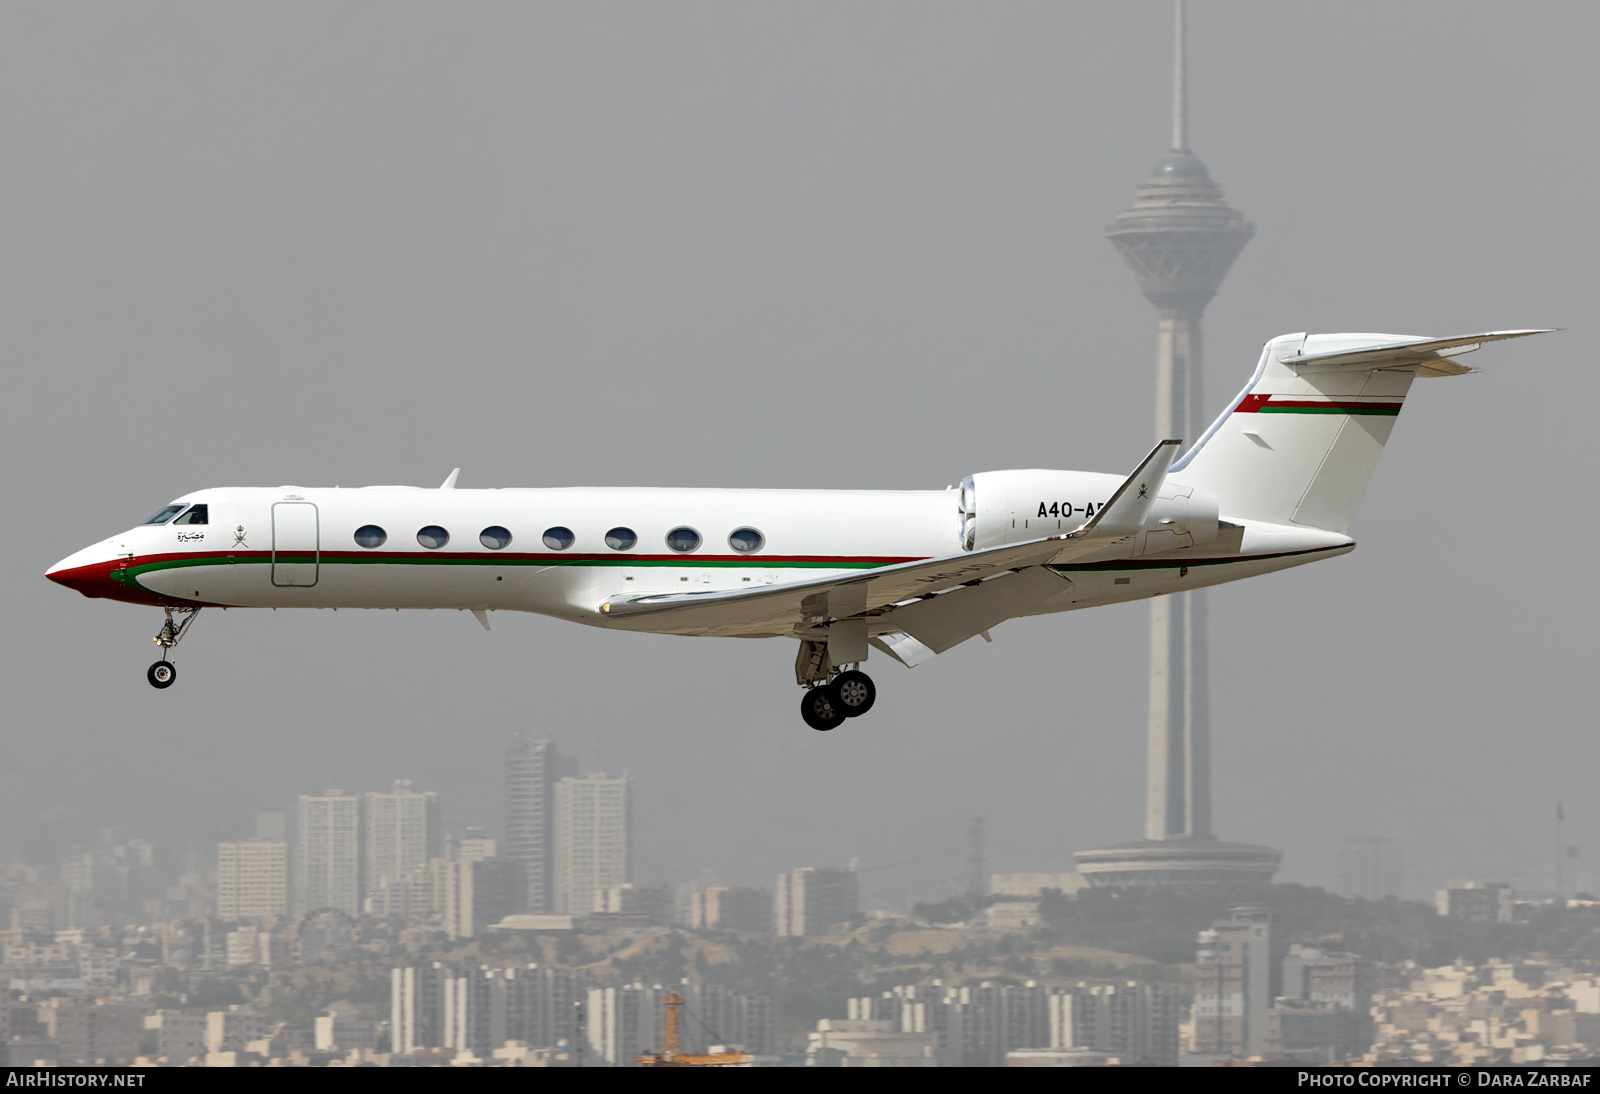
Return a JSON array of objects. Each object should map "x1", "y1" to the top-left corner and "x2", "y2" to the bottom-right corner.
[
  {"x1": 141, "y1": 504, "x2": 186, "y2": 526},
  {"x1": 172, "y1": 504, "x2": 208, "y2": 526}
]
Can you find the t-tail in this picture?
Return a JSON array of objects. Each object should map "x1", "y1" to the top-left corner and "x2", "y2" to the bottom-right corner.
[{"x1": 1171, "y1": 329, "x2": 1552, "y2": 534}]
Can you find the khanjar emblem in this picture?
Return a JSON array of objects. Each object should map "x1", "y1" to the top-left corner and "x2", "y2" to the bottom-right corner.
[{"x1": 233, "y1": 525, "x2": 249, "y2": 548}]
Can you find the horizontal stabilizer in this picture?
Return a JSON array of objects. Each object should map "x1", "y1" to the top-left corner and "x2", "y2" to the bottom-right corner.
[{"x1": 1281, "y1": 330, "x2": 1554, "y2": 376}]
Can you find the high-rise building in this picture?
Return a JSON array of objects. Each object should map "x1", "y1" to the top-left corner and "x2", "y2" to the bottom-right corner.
[
  {"x1": 1435, "y1": 882, "x2": 1514, "y2": 923},
  {"x1": 1047, "y1": 981, "x2": 1182, "y2": 1067},
  {"x1": 504, "y1": 739, "x2": 577, "y2": 914},
  {"x1": 388, "y1": 964, "x2": 773, "y2": 1061},
  {"x1": 1075, "y1": 0, "x2": 1280, "y2": 889},
  {"x1": 552, "y1": 772, "x2": 632, "y2": 916},
  {"x1": 1265, "y1": 945, "x2": 1374, "y2": 1062},
  {"x1": 216, "y1": 839, "x2": 288, "y2": 919},
  {"x1": 390, "y1": 962, "x2": 451, "y2": 1054},
  {"x1": 848, "y1": 980, "x2": 1178, "y2": 1067},
  {"x1": 692, "y1": 886, "x2": 773, "y2": 933},
  {"x1": 363, "y1": 780, "x2": 442, "y2": 897},
  {"x1": 774, "y1": 867, "x2": 858, "y2": 937},
  {"x1": 1277, "y1": 944, "x2": 1374, "y2": 1058},
  {"x1": 440, "y1": 858, "x2": 522, "y2": 940},
  {"x1": 295, "y1": 790, "x2": 361, "y2": 915},
  {"x1": 585, "y1": 981, "x2": 777, "y2": 1064},
  {"x1": 451, "y1": 827, "x2": 497, "y2": 862},
  {"x1": 1191, "y1": 905, "x2": 1273, "y2": 1058}
]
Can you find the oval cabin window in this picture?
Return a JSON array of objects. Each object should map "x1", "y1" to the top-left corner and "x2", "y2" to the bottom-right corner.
[
  {"x1": 728, "y1": 527, "x2": 765, "y2": 553},
  {"x1": 664, "y1": 526, "x2": 702, "y2": 553}
]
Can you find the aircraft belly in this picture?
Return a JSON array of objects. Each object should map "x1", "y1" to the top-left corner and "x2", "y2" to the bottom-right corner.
[
  {"x1": 1023, "y1": 542, "x2": 1355, "y2": 615},
  {"x1": 305, "y1": 561, "x2": 524, "y2": 609},
  {"x1": 136, "y1": 557, "x2": 561, "y2": 611},
  {"x1": 595, "y1": 565, "x2": 873, "y2": 637}
]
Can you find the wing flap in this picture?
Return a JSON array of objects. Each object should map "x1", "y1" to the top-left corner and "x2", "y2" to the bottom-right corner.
[
  {"x1": 872, "y1": 631, "x2": 938, "y2": 667},
  {"x1": 889, "y1": 565, "x2": 1072, "y2": 654}
]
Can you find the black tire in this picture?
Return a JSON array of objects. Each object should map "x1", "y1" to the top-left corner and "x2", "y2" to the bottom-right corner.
[
  {"x1": 832, "y1": 670, "x2": 876, "y2": 717},
  {"x1": 800, "y1": 687, "x2": 845, "y2": 731},
  {"x1": 147, "y1": 661, "x2": 176, "y2": 689}
]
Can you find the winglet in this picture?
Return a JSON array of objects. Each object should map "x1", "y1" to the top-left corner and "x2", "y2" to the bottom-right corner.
[
  {"x1": 440, "y1": 468, "x2": 460, "y2": 489},
  {"x1": 1067, "y1": 439, "x2": 1182, "y2": 541}
]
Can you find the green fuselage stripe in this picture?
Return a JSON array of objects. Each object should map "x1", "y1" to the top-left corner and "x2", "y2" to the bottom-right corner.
[{"x1": 1257, "y1": 406, "x2": 1399, "y2": 416}]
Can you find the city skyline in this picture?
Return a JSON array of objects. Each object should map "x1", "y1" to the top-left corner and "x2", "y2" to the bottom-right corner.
[{"x1": 13, "y1": 742, "x2": 1593, "y2": 911}]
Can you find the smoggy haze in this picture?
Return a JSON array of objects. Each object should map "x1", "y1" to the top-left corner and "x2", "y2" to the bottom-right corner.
[{"x1": 2, "y1": 2, "x2": 1595, "y2": 904}]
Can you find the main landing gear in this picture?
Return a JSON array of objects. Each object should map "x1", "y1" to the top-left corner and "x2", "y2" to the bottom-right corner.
[
  {"x1": 793, "y1": 638, "x2": 880, "y2": 729},
  {"x1": 147, "y1": 607, "x2": 200, "y2": 690},
  {"x1": 799, "y1": 669, "x2": 877, "y2": 731}
]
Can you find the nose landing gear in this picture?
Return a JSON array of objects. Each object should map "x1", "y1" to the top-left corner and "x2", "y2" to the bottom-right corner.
[{"x1": 148, "y1": 607, "x2": 200, "y2": 690}]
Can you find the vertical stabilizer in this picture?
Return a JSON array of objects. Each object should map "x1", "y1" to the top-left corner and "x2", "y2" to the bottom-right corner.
[{"x1": 1172, "y1": 330, "x2": 1547, "y2": 533}]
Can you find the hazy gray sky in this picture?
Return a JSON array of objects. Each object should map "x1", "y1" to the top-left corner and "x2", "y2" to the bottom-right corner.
[{"x1": 4, "y1": 2, "x2": 1595, "y2": 903}]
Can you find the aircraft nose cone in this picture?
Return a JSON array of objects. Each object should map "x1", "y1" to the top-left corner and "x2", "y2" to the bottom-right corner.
[
  {"x1": 46, "y1": 542, "x2": 167, "y2": 605},
  {"x1": 47, "y1": 546, "x2": 124, "y2": 599}
]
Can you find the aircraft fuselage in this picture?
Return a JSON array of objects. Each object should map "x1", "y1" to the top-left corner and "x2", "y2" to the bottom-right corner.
[{"x1": 47, "y1": 481, "x2": 1350, "y2": 637}]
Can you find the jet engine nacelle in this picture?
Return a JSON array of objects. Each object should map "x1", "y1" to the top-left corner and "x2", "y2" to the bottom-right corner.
[{"x1": 959, "y1": 469, "x2": 1220, "y2": 556}]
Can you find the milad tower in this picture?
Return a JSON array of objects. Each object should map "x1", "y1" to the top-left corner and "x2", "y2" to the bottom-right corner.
[{"x1": 1074, "y1": 1, "x2": 1280, "y2": 886}]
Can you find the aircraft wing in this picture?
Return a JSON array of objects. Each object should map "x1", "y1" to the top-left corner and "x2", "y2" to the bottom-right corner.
[
  {"x1": 598, "y1": 533, "x2": 1075, "y2": 636},
  {"x1": 598, "y1": 439, "x2": 1181, "y2": 639}
]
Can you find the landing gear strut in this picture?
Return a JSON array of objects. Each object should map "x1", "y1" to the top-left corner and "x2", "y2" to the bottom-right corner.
[{"x1": 148, "y1": 607, "x2": 200, "y2": 690}]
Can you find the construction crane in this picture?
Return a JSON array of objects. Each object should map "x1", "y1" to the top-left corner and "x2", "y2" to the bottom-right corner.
[{"x1": 636, "y1": 991, "x2": 752, "y2": 1067}]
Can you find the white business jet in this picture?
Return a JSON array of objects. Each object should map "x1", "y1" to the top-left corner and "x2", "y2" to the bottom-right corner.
[{"x1": 48, "y1": 329, "x2": 1547, "y2": 728}]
